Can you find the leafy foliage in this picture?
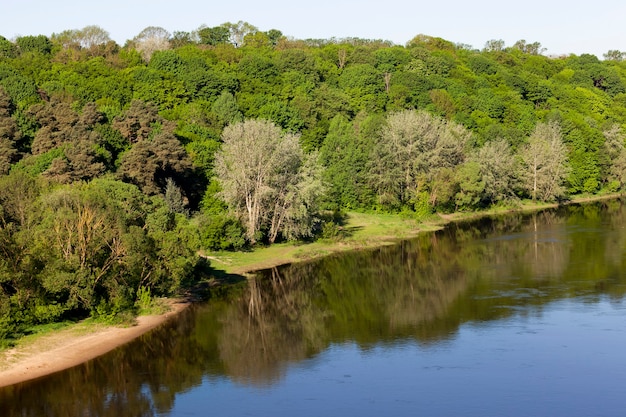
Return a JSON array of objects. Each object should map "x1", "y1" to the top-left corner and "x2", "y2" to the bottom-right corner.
[{"x1": 2, "y1": 24, "x2": 626, "y2": 339}]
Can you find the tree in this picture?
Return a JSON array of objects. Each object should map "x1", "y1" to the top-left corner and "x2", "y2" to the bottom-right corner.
[
  {"x1": 170, "y1": 31, "x2": 194, "y2": 48},
  {"x1": 15, "y1": 35, "x2": 52, "y2": 55},
  {"x1": 266, "y1": 29, "x2": 283, "y2": 46},
  {"x1": 455, "y1": 161, "x2": 485, "y2": 209},
  {"x1": 25, "y1": 100, "x2": 109, "y2": 182},
  {"x1": 338, "y1": 64, "x2": 386, "y2": 113},
  {"x1": 117, "y1": 131, "x2": 194, "y2": 197},
  {"x1": 222, "y1": 21, "x2": 258, "y2": 47},
  {"x1": 215, "y1": 119, "x2": 322, "y2": 244},
  {"x1": 601, "y1": 124, "x2": 626, "y2": 190},
  {"x1": 198, "y1": 26, "x2": 230, "y2": 46},
  {"x1": 0, "y1": 170, "x2": 40, "y2": 230},
  {"x1": 519, "y1": 121, "x2": 570, "y2": 201},
  {"x1": 34, "y1": 186, "x2": 122, "y2": 311},
  {"x1": 53, "y1": 25, "x2": 111, "y2": 51},
  {"x1": 0, "y1": 36, "x2": 17, "y2": 58},
  {"x1": 0, "y1": 73, "x2": 38, "y2": 107},
  {"x1": 483, "y1": 39, "x2": 505, "y2": 53},
  {"x1": 28, "y1": 98, "x2": 80, "y2": 154},
  {"x1": 211, "y1": 91, "x2": 243, "y2": 126},
  {"x1": 0, "y1": 87, "x2": 21, "y2": 174},
  {"x1": 43, "y1": 137, "x2": 107, "y2": 183},
  {"x1": 511, "y1": 39, "x2": 545, "y2": 55},
  {"x1": 78, "y1": 25, "x2": 112, "y2": 50},
  {"x1": 603, "y1": 50, "x2": 625, "y2": 62},
  {"x1": 319, "y1": 114, "x2": 374, "y2": 209},
  {"x1": 368, "y1": 110, "x2": 471, "y2": 210},
  {"x1": 112, "y1": 100, "x2": 163, "y2": 144},
  {"x1": 132, "y1": 26, "x2": 171, "y2": 61},
  {"x1": 472, "y1": 139, "x2": 520, "y2": 205}
]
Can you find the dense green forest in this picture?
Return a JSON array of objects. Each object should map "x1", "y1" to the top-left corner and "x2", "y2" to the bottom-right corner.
[{"x1": 2, "y1": 22, "x2": 626, "y2": 341}]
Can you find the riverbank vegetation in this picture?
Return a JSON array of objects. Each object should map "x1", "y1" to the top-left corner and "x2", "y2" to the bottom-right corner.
[{"x1": 2, "y1": 22, "x2": 626, "y2": 343}]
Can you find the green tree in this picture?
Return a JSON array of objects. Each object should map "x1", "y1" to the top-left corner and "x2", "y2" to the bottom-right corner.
[
  {"x1": 198, "y1": 26, "x2": 230, "y2": 46},
  {"x1": 34, "y1": 186, "x2": 123, "y2": 311},
  {"x1": 0, "y1": 36, "x2": 17, "y2": 58},
  {"x1": 511, "y1": 39, "x2": 544, "y2": 55},
  {"x1": 603, "y1": 50, "x2": 626, "y2": 61},
  {"x1": 15, "y1": 35, "x2": 52, "y2": 55},
  {"x1": 318, "y1": 113, "x2": 378, "y2": 209},
  {"x1": 266, "y1": 29, "x2": 284, "y2": 46},
  {"x1": 338, "y1": 64, "x2": 386, "y2": 113},
  {"x1": 211, "y1": 91, "x2": 243, "y2": 126},
  {"x1": 455, "y1": 161, "x2": 485, "y2": 209}
]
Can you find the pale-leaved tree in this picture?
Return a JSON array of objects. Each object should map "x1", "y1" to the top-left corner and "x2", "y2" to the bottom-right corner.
[
  {"x1": 602, "y1": 124, "x2": 626, "y2": 190},
  {"x1": 368, "y1": 109, "x2": 471, "y2": 210},
  {"x1": 215, "y1": 119, "x2": 323, "y2": 244},
  {"x1": 474, "y1": 139, "x2": 520, "y2": 204},
  {"x1": 519, "y1": 121, "x2": 570, "y2": 201},
  {"x1": 132, "y1": 26, "x2": 170, "y2": 61}
]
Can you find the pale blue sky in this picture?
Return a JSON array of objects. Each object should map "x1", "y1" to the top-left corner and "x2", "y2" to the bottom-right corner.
[{"x1": 1, "y1": 0, "x2": 624, "y2": 57}]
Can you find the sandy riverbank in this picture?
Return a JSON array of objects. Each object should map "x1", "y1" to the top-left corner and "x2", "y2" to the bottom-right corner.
[{"x1": 0, "y1": 300, "x2": 190, "y2": 389}]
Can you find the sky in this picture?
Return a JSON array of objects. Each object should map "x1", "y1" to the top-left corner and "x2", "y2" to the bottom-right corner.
[{"x1": 1, "y1": 0, "x2": 624, "y2": 58}]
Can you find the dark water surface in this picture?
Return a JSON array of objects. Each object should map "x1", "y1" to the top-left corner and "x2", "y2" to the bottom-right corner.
[{"x1": 2, "y1": 201, "x2": 626, "y2": 416}]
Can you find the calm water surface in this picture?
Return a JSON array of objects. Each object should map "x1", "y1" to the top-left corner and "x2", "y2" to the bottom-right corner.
[{"x1": 1, "y1": 202, "x2": 626, "y2": 416}]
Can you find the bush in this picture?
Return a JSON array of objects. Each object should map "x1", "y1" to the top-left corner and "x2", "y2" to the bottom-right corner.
[
  {"x1": 412, "y1": 191, "x2": 434, "y2": 220},
  {"x1": 134, "y1": 286, "x2": 168, "y2": 315},
  {"x1": 320, "y1": 221, "x2": 342, "y2": 240},
  {"x1": 199, "y1": 214, "x2": 246, "y2": 250}
]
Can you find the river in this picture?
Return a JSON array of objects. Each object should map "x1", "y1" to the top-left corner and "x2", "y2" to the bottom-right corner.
[{"x1": 1, "y1": 201, "x2": 625, "y2": 416}]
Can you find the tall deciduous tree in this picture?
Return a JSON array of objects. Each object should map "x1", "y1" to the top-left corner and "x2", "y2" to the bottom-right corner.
[
  {"x1": 52, "y1": 25, "x2": 111, "y2": 52},
  {"x1": 132, "y1": 26, "x2": 171, "y2": 61},
  {"x1": 602, "y1": 124, "x2": 626, "y2": 190},
  {"x1": 603, "y1": 50, "x2": 626, "y2": 62},
  {"x1": 519, "y1": 121, "x2": 570, "y2": 201},
  {"x1": 368, "y1": 110, "x2": 471, "y2": 210},
  {"x1": 117, "y1": 131, "x2": 194, "y2": 197},
  {"x1": 215, "y1": 119, "x2": 322, "y2": 244},
  {"x1": 222, "y1": 21, "x2": 258, "y2": 47},
  {"x1": 198, "y1": 26, "x2": 230, "y2": 46},
  {"x1": 473, "y1": 139, "x2": 520, "y2": 205}
]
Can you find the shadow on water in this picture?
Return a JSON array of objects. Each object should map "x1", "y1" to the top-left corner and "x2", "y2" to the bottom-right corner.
[{"x1": 2, "y1": 200, "x2": 626, "y2": 416}]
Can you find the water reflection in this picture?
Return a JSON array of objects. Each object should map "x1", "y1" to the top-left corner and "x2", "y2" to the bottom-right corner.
[{"x1": 1, "y1": 200, "x2": 626, "y2": 416}]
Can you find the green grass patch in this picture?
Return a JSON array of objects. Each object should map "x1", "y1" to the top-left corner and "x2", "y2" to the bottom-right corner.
[{"x1": 204, "y1": 211, "x2": 435, "y2": 275}]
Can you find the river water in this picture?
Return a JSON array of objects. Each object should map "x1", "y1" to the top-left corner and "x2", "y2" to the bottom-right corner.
[{"x1": 1, "y1": 201, "x2": 626, "y2": 416}]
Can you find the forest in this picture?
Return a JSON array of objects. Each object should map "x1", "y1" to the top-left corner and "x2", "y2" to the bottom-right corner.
[{"x1": 1, "y1": 22, "x2": 626, "y2": 342}]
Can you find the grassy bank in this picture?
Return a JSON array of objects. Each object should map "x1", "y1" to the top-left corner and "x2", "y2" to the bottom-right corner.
[
  {"x1": 203, "y1": 211, "x2": 445, "y2": 275},
  {"x1": 205, "y1": 193, "x2": 624, "y2": 276}
]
